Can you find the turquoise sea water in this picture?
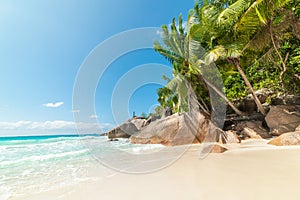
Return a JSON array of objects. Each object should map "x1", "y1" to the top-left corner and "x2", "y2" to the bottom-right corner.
[
  {"x1": 0, "y1": 135, "x2": 96, "y2": 199},
  {"x1": 0, "y1": 134, "x2": 164, "y2": 199}
]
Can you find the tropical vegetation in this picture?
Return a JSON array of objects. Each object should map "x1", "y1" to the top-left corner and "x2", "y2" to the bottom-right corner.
[{"x1": 154, "y1": 0, "x2": 300, "y2": 119}]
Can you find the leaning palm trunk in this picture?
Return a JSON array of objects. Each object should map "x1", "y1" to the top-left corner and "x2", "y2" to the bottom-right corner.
[
  {"x1": 231, "y1": 58, "x2": 266, "y2": 116},
  {"x1": 202, "y1": 76, "x2": 244, "y2": 116}
]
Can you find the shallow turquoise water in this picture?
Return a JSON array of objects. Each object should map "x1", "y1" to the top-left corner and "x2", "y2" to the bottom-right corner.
[
  {"x1": 0, "y1": 135, "x2": 100, "y2": 199},
  {"x1": 0, "y1": 134, "x2": 164, "y2": 199}
]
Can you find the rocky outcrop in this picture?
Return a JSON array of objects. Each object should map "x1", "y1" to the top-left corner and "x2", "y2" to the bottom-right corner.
[
  {"x1": 237, "y1": 89, "x2": 272, "y2": 114},
  {"x1": 130, "y1": 118, "x2": 146, "y2": 130},
  {"x1": 224, "y1": 131, "x2": 241, "y2": 143},
  {"x1": 199, "y1": 143, "x2": 228, "y2": 154},
  {"x1": 268, "y1": 131, "x2": 300, "y2": 146},
  {"x1": 130, "y1": 112, "x2": 210, "y2": 146},
  {"x1": 144, "y1": 115, "x2": 160, "y2": 126},
  {"x1": 108, "y1": 122, "x2": 138, "y2": 140},
  {"x1": 130, "y1": 113, "x2": 180, "y2": 145},
  {"x1": 271, "y1": 94, "x2": 300, "y2": 106},
  {"x1": 296, "y1": 125, "x2": 300, "y2": 132},
  {"x1": 236, "y1": 121, "x2": 271, "y2": 139},
  {"x1": 161, "y1": 107, "x2": 173, "y2": 118},
  {"x1": 242, "y1": 128, "x2": 263, "y2": 139},
  {"x1": 265, "y1": 105, "x2": 300, "y2": 136}
]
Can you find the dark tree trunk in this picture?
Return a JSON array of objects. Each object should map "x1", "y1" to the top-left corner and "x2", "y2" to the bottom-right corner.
[{"x1": 231, "y1": 58, "x2": 266, "y2": 116}]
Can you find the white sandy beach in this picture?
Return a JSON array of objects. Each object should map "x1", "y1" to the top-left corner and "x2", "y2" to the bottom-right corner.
[{"x1": 12, "y1": 139, "x2": 300, "y2": 200}]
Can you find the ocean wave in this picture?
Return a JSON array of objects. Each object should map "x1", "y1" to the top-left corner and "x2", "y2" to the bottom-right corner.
[
  {"x1": 0, "y1": 149, "x2": 90, "y2": 168},
  {"x1": 0, "y1": 134, "x2": 100, "y2": 144},
  {"x1": 0, "y1": 138, "x2": 86, "y2": 154},
  {"x1": 0, "y1": 134, "x2": 166, "y2": 198}
]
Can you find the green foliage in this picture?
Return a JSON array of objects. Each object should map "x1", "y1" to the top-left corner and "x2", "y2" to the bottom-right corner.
[
  {"x1": 154, "y1": 15, "x2": 210, "y2": 114},
  {"x1": 248, "y1": 63, "x2": 280, "y2": 92},
  {"x1": 165, "y1": 74, "x2": 189, "y2": 113},
  {"x1": 156, "y1": 87, "x2": 179, "y2": 112},
  {"x1": 281, "y1": 38, "x2": 300, "y2": 93},
  {"x1": 222, "y1": 35, "x2": 300, "y2": 100},
  {"x1": 154, "y1": 105, "x2": 164, "y2": 117},
  {"x1": 222, "y1": 70, "x2": 247, "y2": 100},
  {"x1": 155, "y1": 0, "x2": 300, "y2": 116}
]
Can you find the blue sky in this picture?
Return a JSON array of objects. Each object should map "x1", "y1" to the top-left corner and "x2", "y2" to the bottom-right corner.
[{"x1": 0, "y1": 0, "x2": 194, "y2": 136}]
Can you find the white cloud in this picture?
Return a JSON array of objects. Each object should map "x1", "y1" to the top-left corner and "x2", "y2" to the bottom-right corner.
[
  {"x1": 89, "y1": 114, "x2": 98, "y2": 119},
  {"x1": 0, "y1": 120, "x2": 114, "y2": 132},
  {"x1": 43, "y1": 102, "x2": 64, "y2": 108}
]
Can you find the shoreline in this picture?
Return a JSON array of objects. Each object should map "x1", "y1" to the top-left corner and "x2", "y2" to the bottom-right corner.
[{"x1": 13, "y1": 140, "x2": 300, "y2": 200}]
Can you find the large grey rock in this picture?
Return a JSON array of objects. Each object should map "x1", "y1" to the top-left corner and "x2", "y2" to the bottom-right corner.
[
  {"x1": 268, "y1": 131, "x2": 300, "y2": 146},
  {"x1": 108, "y1": 122, "x2": 138, "y2": 139},
  {"x1": 144, "y1": 115, "x2": 160, "y2": 126},
  {"x1": 130, "y1": 112, "x2": 210, "y2": 146},
  {"x1": 271, "y1": 94, "x2": 300, "y2": 106},
  {"x1": 236, "y1": 121, "x2": 271, "y2": 139},
  {"x1": 237, "y1": 89, "x2": 272, "y2": 113},
  {"x1": 265, "y1": 105, "x2": 300, "y2": 136},
  {"x1": 161, "y1": 107, "x2": 173, "y2": 119},
  {"x1": 129, "y1": 118, "x2": 146, "y2": 130}
]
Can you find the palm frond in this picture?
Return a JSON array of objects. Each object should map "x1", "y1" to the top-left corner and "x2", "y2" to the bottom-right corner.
[
  {"x1": 244, "y1": 23, "x2": 271, "y2": 51},
  {"x1": 217, "y1": 0, "x2": 251, "y2": 27},
  {"x1": 166, "y1": 75, "x2": 190, "y2": 113},
  {"x1": 153, "y1": 42, "x2": 184, "y2": 64},
  {"x1": 235, "y1": 0, "x2": 292, "y2": 38},
  {"x1": 188, "y1": 38, "x2": 206, "y2": 65}
]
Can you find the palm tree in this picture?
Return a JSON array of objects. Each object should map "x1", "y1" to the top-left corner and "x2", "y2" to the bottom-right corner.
[
  {"x1": 154, "y1": 14, "x2": 244, "y2": 116},
  {"x1": 189, "y1": 0, "x2": 293, "y2": 116},
  {"x1": 246, "y1": 6, "x2": 300, "y2": 92}
]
